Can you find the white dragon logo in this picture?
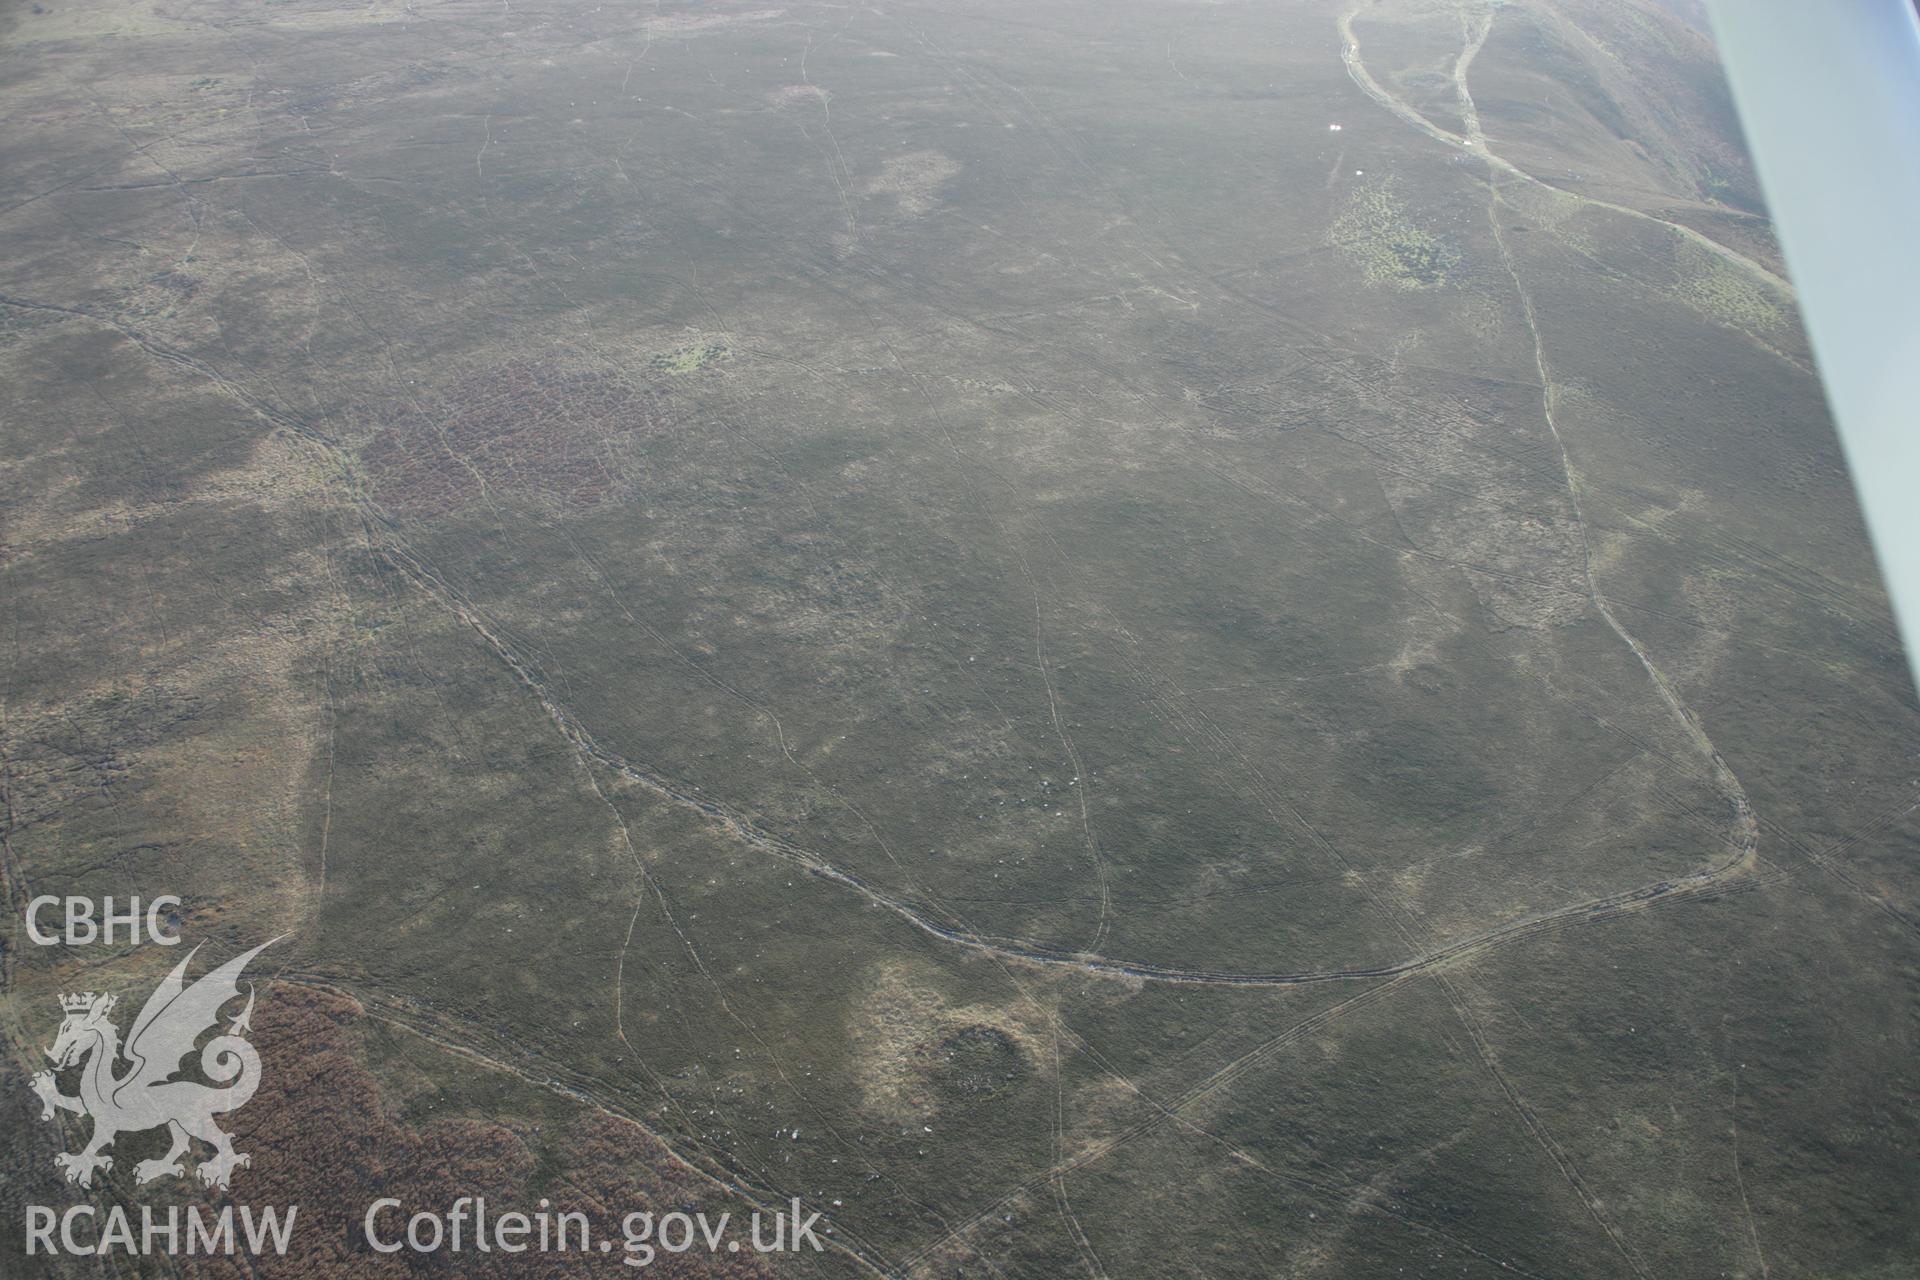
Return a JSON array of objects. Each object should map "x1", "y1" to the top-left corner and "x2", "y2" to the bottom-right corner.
[{"x1": 31, "y1": 938, "x2": 278, "y2": 1190}]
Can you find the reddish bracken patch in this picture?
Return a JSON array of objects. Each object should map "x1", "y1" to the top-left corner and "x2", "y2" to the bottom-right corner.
[
  {"x1": 361, "y1": 362, "x2": 666, "y2": 518},
  {"x1": 170, "y1": 985, "x2": 773, "y2": 1279}
]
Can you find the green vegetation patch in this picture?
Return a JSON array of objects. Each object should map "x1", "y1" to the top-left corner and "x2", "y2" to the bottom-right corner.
[
  {"x1": 1670, "y1": 235, "x2": 1788, "y2": 336},
  {"x1": 650, "y1": 340, "x2": 731, "y2": 375},
  {"x1": 1331, "y1": 179, "x2": 1461, "y2": 290}
]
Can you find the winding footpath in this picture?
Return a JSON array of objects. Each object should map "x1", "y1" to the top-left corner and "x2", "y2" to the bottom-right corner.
[{"x1": 1336, "y1": 1, "x2": 1791, "y2": 296}]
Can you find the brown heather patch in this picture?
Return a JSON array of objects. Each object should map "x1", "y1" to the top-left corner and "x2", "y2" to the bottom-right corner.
[
  {"x1": 172, "y1": 984, "x2": 772, "y2": 1279},
  {"x1": 361, "y1": 361, "x2": 667, "y2": 519}
]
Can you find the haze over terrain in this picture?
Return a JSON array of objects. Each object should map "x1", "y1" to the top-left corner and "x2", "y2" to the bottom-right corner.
[{"x1": 3, "y1": 1, "x2": 1916, "y2": 1276}]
